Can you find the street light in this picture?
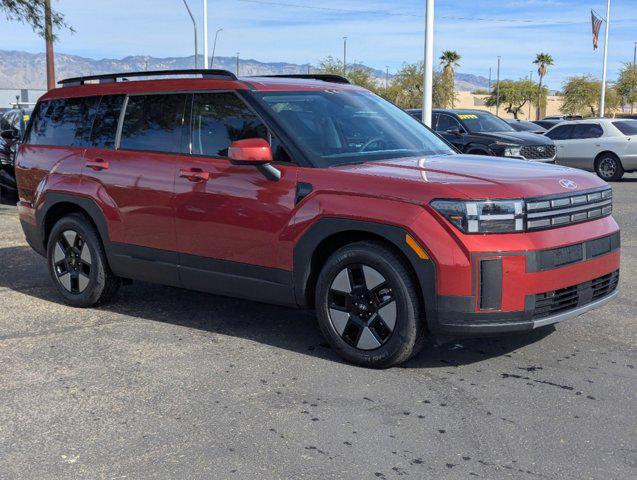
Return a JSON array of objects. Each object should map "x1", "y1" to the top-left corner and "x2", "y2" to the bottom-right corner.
[
  {"x1": 495, "y1": 56, "x2": 501, "y2": 117},
  {"x1": 211, "y1": 28, "x2": 223, "y2": 68},
  {"x1": 422, "y1": 0, "x2": 434, "y2": 127},
  {"x1": 599, "y1": 0, "x2": 611, "y2": 117},
  {"x1": 236, "y1": 52, "x2": 240, "y2": 76},
  {"x1": 203, "y1": 0, "x2": 209, "y2": 68},
  {"x1": 343, "y1": 37, "x2": 347, "y2": 76},
  {"x1": 181, "y1": 0, "x2": 198, "y2": 68}
]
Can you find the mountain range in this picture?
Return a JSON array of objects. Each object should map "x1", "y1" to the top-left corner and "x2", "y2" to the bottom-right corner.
[{"x1": 0, "y1": 49, "x2": 490, "y2": 92}]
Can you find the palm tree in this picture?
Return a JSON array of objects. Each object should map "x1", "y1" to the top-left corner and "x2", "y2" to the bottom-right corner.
[
  {"x1": 440, "y1": 50, "x2": 461, "y2": 107},
  {"x1": 533, "y1": 53, "x2": 554, "y2": 120}
]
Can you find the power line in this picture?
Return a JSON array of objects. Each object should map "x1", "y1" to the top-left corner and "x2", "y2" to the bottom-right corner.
[{"x1": 234, "y1": 0, "x2": 627, "y2": 25}]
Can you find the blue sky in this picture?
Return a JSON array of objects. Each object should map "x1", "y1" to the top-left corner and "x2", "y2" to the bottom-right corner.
[{"x1": 1, "y1": 0, "x2": 636, "y2": 89}]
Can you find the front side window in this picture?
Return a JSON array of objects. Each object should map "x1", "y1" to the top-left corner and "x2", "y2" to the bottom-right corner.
[
  {"x1": 436, "y1": 114, "x2": 463, "y2": 133},
  {"x1": 28, "y1": 96, "x2": 100, "y2": 147},
  {"x1": 120, "y1": 94, "x2": 189, "y2": 153},
  {"x1": 545, "y1": 125, "x2": 573, "y2": 140},
  {"x1": 254, "y1": 90, "x2": 454, "y2": 167},
  {"x1": 191, "y1": 92, "x2": 268, "y2": 157},
  {"x1": 613, "y1": 121, "x2": 637, "y2": 135},
  {"x1": 571, "y1": 124, "x2": 603, "y2": 139}
]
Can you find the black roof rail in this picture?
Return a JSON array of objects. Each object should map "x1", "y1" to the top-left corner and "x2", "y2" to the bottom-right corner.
[
  {"x1": 253, "y1": 74, "x2": 351, "y2": 84},
  {"x1": 58, "y1": 69, "x2": 238, "y2": 86}
]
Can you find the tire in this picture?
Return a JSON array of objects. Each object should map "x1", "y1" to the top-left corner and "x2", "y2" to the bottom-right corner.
[
  {"x1": 315, "y1": 241, "x2": 425, "y2": 368},
  {"x1": 47, "y1": 213, "x2": 120, "y2": 307},
  {"x1": 595, "y1": 153, "x2": 624, "y2": 181}
]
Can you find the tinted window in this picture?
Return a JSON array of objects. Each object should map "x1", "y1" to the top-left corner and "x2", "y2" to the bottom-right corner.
[
  {"x1": 436, "y1": 114, "x2": 462, "y2": 133},
  {"x1": 120, "y1": 94, "x2": 188, "y2": 153},
  {"x1": 90, "y1": 95, "x2": 125, "y2": 149},
  {"x1": 571, "y1": 124, "x2": 603, "y2": 139},
  {"x1": 28, "y1": 97, "x2": 99, "y2": 147},
  {"x1": 457, "y1": 112, "x2": 515, "y2": 133},
  {"x1": 545, "y1": 125, "x2": 573, "y2": 140},
  {"x1": 191, "y1": 92, "x2": 268, "y2": 157},
  {"x1": 613, "y1": 121, "x2": 637, "y2": 135}
]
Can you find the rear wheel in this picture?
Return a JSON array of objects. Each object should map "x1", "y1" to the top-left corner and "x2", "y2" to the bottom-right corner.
[
  {"x1": 315, "y1": 241, "x2": 425, "y2": 368},
  {"x1": 47, "y1": 213, "x2": 120, "y2": 307},
  {"x1": 595, "y1": 153, "x2": 624, "y2": 181}
]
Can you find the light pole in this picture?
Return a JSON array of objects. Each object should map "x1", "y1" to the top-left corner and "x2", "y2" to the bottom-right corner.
[
  {"x1": 529, "y1": 70, "x2": 533, "y2": 119},
  {"x1": 495, "y1": 56, "x2": 501, "y2": 116},
  {"x1": 203, "y1": 0, "x2": 209, "y2": 68},
  {"x1": 599, "y1": 0, "x2": 611, "y2": 117},
  {"x1": 181, "y1": 0, "x2": 198, "y2": 68},
  {"x1": 632, "y1": 41, "x2": 636, "y2": 114},
  {"x1": 488, "y1": 67, "x2": 491, "y2": 91},
  {"x1": 343, "y1": 37, "x2": 347, "y2": 76},
  {"x1": 386, "y1": 66, "x2": 389, "y2": 89},
  {"x1": 236, "y1": 52, "x2": 240, "y2": 76},
  {"x1": 211, "y1": 28, "x2": 223, "y2": 68},
  {"x1": 422, "y1": 0, "x2": 434, "y2": 127}
]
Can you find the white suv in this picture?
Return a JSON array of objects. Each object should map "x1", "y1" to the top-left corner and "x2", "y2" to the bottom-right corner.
[{"x1": 545, "y1": 119, "x2": 637, "y2": 181}]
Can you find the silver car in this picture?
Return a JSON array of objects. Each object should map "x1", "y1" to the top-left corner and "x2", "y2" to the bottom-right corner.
[{"x1": 545, "y1": 118, "x2": 637, "y2": 181}]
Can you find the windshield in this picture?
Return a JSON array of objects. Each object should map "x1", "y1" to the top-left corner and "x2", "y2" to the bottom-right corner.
[
  {"x1": 459, "y1": 112, "x2": 516, "y2": 133},
  {"x1": 254, "y1": 90, "x2": 454, "y2": 167}
]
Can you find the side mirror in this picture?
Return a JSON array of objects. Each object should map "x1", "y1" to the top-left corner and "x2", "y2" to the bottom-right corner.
[
  {"x1": 228, "y1": 138, "x2": 280, "y2": 181},
  {"x1": 1, "y1": 128, "x2": 20, "y2": 141}
]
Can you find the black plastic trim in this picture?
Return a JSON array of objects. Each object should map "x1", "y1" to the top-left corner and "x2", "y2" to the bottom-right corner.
[{"x1": 479, "y1": 259, "x2": 502, "y2": 310}]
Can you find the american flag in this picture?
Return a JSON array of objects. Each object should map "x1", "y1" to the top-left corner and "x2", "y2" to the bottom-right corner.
[{"x1": 591, "y1": 10, "x2": 603, "y2": 50}]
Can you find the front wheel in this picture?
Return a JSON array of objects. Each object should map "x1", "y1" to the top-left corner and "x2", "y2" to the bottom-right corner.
[
  {"x1": 595, "y1": 154, "x2": 624, "y2": 181},
  {"x1": 315, "y1": 241, "x2": 425, "y2": 368},
  {"x1": 47, "y1": 213, "x2": 120, "y2": 307}
]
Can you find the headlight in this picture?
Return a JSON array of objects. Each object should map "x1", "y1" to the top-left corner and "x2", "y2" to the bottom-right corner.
[
  {"x1": 504, "y1": 146, "x2": 522, "y2": 157},
  {"x1": 431, "y1": 199, "x2": 525, "y2": 234}
]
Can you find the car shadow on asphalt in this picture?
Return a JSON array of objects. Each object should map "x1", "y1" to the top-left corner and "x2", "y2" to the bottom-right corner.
[{"x1": 0, "y1": 244, "x2": 554, "y2": 369}]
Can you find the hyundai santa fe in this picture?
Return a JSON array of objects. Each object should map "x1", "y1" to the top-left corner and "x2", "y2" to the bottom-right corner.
[{"x1": 15, "y1": 70, "x2": 620, "y2": 368}]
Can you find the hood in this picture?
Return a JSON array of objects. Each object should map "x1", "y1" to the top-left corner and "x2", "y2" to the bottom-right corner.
[
  {"x1": 333, "y1": 154, "x2": 607, "y2": 201},
  {"x1": 473, "y1": 131, "x2": 553, "y2": 146}
]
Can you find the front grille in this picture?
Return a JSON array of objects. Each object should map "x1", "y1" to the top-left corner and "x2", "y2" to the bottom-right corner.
[
  {"x1": 533, "y1": 270, "x2": 619, "y2": 319},
  {"x1": 525, "y1": 187, "x2": 613, "y2": 231},
  {"x1": 520, "y1": 145, "x2": 556, "y2": 160}
]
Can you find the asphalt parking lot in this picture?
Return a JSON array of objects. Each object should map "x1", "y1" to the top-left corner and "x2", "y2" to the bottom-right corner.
[{"x1": 0, "y1": 175, "x2": 635, "y2": 480}]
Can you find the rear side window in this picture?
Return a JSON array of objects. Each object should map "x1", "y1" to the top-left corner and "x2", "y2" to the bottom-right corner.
[
  {"x1": 28, "y1": 97, "x2": 100, "y2": 147},
  {"x1": 120, "y1": 94, "x2": 189, "y2": 153},
  {"x1": 545, "y1": 125, "x2": 573, "y2": 140},
  {"x1": 191, "y1": 92, "x2": 268, "y2": 157},
  {"x1": 571, "y1": 124, "x2": 603, "y2": 139},
  {"x1": 613, "y1": 121, "x2": 637, "y2": 135},
  {"x1": 90, "y1": 95, "x2": 125, "y2": 149}
]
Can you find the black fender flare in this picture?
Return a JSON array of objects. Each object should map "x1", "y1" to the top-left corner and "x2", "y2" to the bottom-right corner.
[{"x1": 292, "y1": 218, "x2": 437, "y2": 322}]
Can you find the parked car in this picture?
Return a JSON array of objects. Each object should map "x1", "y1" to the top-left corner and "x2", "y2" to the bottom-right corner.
[
  {"x1": 15, "y1": 70, "x2": 620, "y2": 368},
  {"x1": 0, "y1": 108, "x2": 31, "y2": 197},
  {"x1": 505, "y1": 118, "x2": 547, "y2": 134},
  {"x1": 533, "y1": 119, "x2": 563, "y2": 130},
  {"x1": 408, "y1": 108, "x2": 556, "y2": 162},
  {"x1": 543, "y1": 115, "x2": 583, "y2": 121},
  {"x1": 544, "y1": 118, "x2": 637, "y2": 181}
]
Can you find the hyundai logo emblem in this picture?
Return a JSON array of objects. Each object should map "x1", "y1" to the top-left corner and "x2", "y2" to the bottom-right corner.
[{"x1": 559, "y1": 179, "x2": 578, "y2": 189}]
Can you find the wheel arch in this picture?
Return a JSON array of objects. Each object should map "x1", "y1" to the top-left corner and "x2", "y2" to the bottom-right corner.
[
  {"x1": 594, "y1": 150, "x2": 622, "y2": 167},
  {"x1": 38, "y1": 193, "x2": 111, "y2": 255},
  {"x1": 293, "y1": 218, "x2": 437, "y2": 321}
]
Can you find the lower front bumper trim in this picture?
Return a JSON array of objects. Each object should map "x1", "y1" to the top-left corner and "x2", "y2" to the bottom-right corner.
[{"x1": 531, "y1": 289, "x2": 618, "y2": 329}]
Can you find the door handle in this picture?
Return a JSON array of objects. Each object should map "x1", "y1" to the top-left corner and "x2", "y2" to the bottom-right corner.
[
  {"x1": 86, "y1": 159, "x2": 109, "y2": 171},
  {"x1": 179, "y1": 168, "x2": 210, "y2": 182}
]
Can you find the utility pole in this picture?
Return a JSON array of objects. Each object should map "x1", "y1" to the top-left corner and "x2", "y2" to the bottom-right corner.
[
  {"x1": 203, "y1": 0, "x2": 209, "y2": 68},
  {"x1": 44, "y1": 0, "x2": 55, "y2": 90},
  {"x1": 211, "y1": 28, "x2": 223, "y2": 68},
  {"x1": 307, "y1": 64, "x2": 311, "y2": 74},
  {"x1": 422, "y1": 0, "x2": 434, "y2": 127},
  {"x1": 182, "y1": 0, "x2": 198, "y2": 68},
  {"x1": 495, "y1": 56, "x2": 501, "y2": 116},
  {"x1": 385, "y1": 66, "x2": 389, "y2": 89},
  {"x1": 236, "y1": 52, "x2": 240, "y2": 76},
  {"x1": 599, "y1": 0, "x2": 611, "y2": 117},
  {"x1": 488, "y1": 67, "x2": 491, "y2": 91},
  {"x1": 343, "y1": 37, "x2": 347, "y2": 76}
]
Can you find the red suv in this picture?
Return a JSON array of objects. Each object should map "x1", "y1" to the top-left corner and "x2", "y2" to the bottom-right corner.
[{"x1": 15, "y1": 70, "x2": 620, "y2": 367}]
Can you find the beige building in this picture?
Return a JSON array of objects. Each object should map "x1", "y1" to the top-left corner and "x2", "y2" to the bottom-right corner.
[{"x1": 453, "y1": 91, "x2": 564, "y2": 119}]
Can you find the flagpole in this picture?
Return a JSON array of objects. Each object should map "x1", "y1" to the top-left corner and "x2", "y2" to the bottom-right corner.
[{"x1": 600, "y1": 0, "x2": 611, "y2": 117}]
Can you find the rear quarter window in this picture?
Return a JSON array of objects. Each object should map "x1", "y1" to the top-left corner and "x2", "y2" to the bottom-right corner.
[
  {"x1": 27, "y1": 96, "x2": 100, "y2": 147},
  {"x1": 613, "y1": 121, "x2": 637, "y2": 135}
]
